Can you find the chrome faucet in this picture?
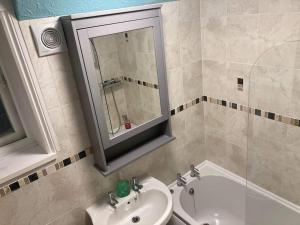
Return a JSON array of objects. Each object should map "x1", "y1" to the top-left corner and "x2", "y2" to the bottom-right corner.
[
  {"x1": 107, "y1": 191, "x2": 119, "y2": 208},
  {"x1": 190, "y1": 164, "x2": 200, "y2": 177},
  {"x1": 177, "y1": 173, "x2": 187, "y2": 187},
  {"x1": 132, "y1": 177, "x2": 143, "y2": 192}
]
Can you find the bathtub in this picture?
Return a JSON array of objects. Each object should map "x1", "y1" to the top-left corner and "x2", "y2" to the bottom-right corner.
[{"x1": 169, "y1": 161, "x2": 300, "y2": 225}]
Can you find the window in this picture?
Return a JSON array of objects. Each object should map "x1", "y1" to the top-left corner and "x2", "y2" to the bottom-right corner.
[
  {"x1": 0, "y1": 7, "x2": 57, "y2": 184},
  {"x1": 0, "y1": 66, "x2": 25, "y2": 147}
]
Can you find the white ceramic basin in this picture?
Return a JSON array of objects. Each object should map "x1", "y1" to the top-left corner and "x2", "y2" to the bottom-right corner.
[{"x1": 87, "y1": 177, "x2": 173, "y2": 225}]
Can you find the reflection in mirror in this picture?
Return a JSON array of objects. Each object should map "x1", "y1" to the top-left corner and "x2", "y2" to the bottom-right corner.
[
  {"x1": 0, "y1": 66, "x2": 26, "y2": 147},
  {"x1": 90, "y1": 27, "x2": 162, "y2": 139}
]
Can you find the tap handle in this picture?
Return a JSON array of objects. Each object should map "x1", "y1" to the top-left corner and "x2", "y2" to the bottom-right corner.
[
  {"x1": 177, "y1": 173, "x2": 186, "y2": 180},
  {"x1": 108, "y1": 191, "x2": 116, "y2": 199},
  {"x1": 132, "y1": 177, "x2": 138, "y2": 186},
  {"x1": 190, "y1": 164, "x2": 199, "y2": 172},
  {"x1": 132, "y1": 177, "x2": 143, "y2": 189}
]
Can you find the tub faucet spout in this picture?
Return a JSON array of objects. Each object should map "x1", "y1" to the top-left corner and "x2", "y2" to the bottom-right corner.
[
  {"x1": 190, "y1": 164, "x2": 200, "y2": 177},
  {"x1": 177, "y1": 173, "x2": 187, "y2": 187}
]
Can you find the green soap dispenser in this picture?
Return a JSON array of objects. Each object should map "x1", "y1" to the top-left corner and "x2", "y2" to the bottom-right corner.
[{"x1": 115, "y1": 180, "x2": 131, "y2": 198}]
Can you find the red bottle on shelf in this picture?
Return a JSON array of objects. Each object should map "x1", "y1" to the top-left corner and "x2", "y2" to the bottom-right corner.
[{"x1": 122, "y1": 115, "x2": 132, "y2": 129}]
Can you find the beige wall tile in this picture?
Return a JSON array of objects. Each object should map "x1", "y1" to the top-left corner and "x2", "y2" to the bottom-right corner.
[
  {"x1": 227, "y1": 0, "x2": 259, "y2": 15},
  {"x1": 201, "y1": 17, "x2": 227, "y2": 61},
  {"x1": 286, "y1": 124, "x2": 300, "y2": 152},
  {"x1": 279, "y1": 166, "x2": 300, "y2": 206},
  {"x1": 179, "y1": 20, "x2": 202, "y2": 64},
  {"x1": 247, "y1": 138, "x2": 300, "y2": 205},
  {"x1": 47, "y1": 207, "x2": 90, "y2": 225},
  {"x1": 179, "y1": 0, "x2": 200, "y2": 22},
  {"x1": 167, "y1": 67, "x2": 185, "y2": 108},
  {"x1": 205, "y1": 133, "x2": 247, "y2": 177},
  {"x1": 204, "y1": 103, "x2": 226, "y2": 138},
  {"x1": 41, "y1": 86, "x2": 60, "y2": 110},
  {"x1": 201, "y1": 0, "x2": 227, "y2": 18},
  {"x1": 0, "y1": 182, "x2": 47, "y2": 225},
  {"x1": 247, "y1": 155, "x2": 284, "y2": 196},
  {"x1": 202, "y1": 60, "x2": 228, "y2": 100},
  {"x1": 182, "y1": 61, "x2": 203, "y2": 101},
  {"x1": 165, "y1": 43, "x2": 181, "y2": 70},
  {"x1": 204, "y1": 103, "x2": 248, "y2": 150},
  {"x1": 248, "y1": 115, "x2": 288, "y2": 144},
  {"x1": 228, "y1": 36, "x2": 258, "y2": 64},
  {"x1": 185, "y1": 104, "x2": 205, "y2": 146},
  {"x1": 161, "y1": 1, "x2": 179, "y2": 45},
  {"x1": 258, "y1": 0, "x2": 300, "y2": 14},
  {"x1": 257, "y1": 14, "x2": 300, "y2": 57},
  {"x1": 227, "y1": 15, "x2": 259, "y2": 64},
  {"x1": 249, "y1": 66, "x2": 294, "y2": 116}
]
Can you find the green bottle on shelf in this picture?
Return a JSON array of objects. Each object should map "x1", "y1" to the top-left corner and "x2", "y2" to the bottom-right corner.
[{"x1": 115, "y1": 180, "x2": 131, "y2": 198}]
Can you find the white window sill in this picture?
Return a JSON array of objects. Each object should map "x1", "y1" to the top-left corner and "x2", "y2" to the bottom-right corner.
[{"x1": 0, "y1": 139, "x2": 56, "y2": 185}]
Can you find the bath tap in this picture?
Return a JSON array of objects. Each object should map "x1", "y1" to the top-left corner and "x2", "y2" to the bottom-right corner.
[
  {"x1": 190, "y1": 164, "x2": 200, "y2": 177},
  {"x1": 132, "y1": 177, "x2": 143, "y2": 192},
  {"x1": 177, "y1": 173, "x2": 187, "y2": 187},
  {"x1": 107, "y1": 191, "x2": 119, "y2": 208}
]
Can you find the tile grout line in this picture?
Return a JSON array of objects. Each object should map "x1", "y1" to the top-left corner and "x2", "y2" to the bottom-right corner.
[{"x1": 1, "y1": 95, "x2": 299, "y2": 199}]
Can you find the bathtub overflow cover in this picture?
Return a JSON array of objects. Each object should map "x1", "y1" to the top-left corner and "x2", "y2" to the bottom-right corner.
[{"x1": 132, "y1": 216, "x2": 140, "y2": 223}]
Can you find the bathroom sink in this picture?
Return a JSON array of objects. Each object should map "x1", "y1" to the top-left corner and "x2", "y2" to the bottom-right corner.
[{"x1": 87, "y1": 177, "x2": 173, "y2": 225}]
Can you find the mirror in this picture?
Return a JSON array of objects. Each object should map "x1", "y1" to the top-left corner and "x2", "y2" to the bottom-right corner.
[
  {"x1": 90, "y1": 27, "x2": 162, "y2": 139},
  {"x1": 63, "y1": 5, "x2": 174, "y2": 174}
]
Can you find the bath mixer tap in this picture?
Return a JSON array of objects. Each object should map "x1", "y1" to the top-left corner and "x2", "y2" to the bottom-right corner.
[
  {"x1": 132, "y1": 177, "x2": 143, "y2": 192},
  {"x1": 107, "y1": 191, "x2": 119, "y2": 208},
  {"x1": 190, "y1": 164, "x2": 200, "y2": 177},
  {"x1": 177, "y1": 173, "x2": 187, "y2": 187}
]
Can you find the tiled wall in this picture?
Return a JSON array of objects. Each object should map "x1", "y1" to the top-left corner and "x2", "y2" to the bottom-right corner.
[
  {"x1": 93, "y1": 29, "x2": 161, "y2": 131},
  {"x1": 201, "y1": 0, "x2": 300, "y2": 206},
  {"x1": 116, "y1": 28, "x2": 161, "y2": 126},
  {"x1": 93, "y1": 35, "x2": 129, "y2": 131},
  {"x1": 0, "y1": 1, "x2": 205, "y2": 225},
  {"x1": 2, "y1": 1, "x2": 300, "y2": 224}
]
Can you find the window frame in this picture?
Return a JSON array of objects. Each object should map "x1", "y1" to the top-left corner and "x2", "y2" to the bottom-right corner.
[{"x1": 0, "y1": 3, "x2": 58, "y2": 184}]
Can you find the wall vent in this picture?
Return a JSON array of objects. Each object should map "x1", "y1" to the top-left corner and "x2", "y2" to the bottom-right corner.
[{"x1": 30, "y1": 22, "x2": 67, "y2": 57}]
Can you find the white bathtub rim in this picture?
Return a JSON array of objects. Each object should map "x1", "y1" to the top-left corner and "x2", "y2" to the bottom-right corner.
[{"x1": 169, "y1": 160, "x2": 300, "y2": 215}]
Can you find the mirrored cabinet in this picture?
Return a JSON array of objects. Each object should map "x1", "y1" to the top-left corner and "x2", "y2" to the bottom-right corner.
[{"x1": 62, "y1": 4, "x2": 174, "y2": 175}]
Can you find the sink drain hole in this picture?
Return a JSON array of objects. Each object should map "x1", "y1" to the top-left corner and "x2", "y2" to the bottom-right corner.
[
  {"x1": 132, "y1": 216, "x2": 140, "y2": 223},
  {"x1": 202, "y1": 223, "x2": 210, "y2": 225}
]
